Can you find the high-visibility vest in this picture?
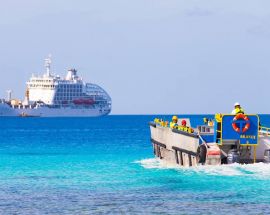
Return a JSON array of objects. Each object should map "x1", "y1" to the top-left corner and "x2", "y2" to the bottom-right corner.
[
  {"x1": 235, "y1": 108, "x2": 245, "y2": 114},
  {"x1": 170, "y1": 122, "x2": 177, "y2": 128}
]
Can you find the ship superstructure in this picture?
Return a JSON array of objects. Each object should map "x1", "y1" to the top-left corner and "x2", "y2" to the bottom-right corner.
[{"x1": 0, "y1": 56, "x2": 111, "y2": 117}]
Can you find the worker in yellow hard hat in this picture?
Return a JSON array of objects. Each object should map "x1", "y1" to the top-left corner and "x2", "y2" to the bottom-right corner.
[
  {"x1": 231, "y1": 102, "x2": 245, "y2": 115},
  {"x1": 170, "y1": 115, "x2": 178, "y2": 128}
]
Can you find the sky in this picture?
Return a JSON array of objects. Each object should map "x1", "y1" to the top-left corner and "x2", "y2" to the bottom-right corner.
[{"x1": 0, "y1": 0, "x2": 270, "y2": 114}]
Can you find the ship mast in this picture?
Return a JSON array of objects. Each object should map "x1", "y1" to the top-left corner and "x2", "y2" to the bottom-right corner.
[
  {"x1": 6, "y1": 90, "x2": 12, "y2": 101},
  {"x1": 45, "y1": 54, "x2": 52, "y2": 77}
]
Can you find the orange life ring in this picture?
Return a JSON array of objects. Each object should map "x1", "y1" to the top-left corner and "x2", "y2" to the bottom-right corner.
[{"x1": 232, "y1": 113, "x2": 250, "y2": 133}]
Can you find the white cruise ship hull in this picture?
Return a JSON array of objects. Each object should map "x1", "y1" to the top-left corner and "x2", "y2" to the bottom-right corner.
[{"x1": 0, "y1": 103, "x2": 110, "y2": 117}]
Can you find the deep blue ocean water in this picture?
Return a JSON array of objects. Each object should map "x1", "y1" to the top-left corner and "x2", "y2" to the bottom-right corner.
[{"x1": 1, "y1": 115, "x2": 270, "y2": 214}]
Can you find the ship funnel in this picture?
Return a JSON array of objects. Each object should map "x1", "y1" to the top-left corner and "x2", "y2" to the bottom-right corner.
[
  {"x1": 6, "y1": 90, "x2": 12, "y2": 101},
  {"x1": 66, "y1": 69, "x2": 78, "y2": 80}
]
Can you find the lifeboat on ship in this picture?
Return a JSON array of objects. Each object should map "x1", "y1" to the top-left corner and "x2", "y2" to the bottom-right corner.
[
  {"x1": 83, "y1": 99, "x2": 95, "y2": 105},
  {"x1": 73, "y1": 99, "x2": 84, "y2": 105}
]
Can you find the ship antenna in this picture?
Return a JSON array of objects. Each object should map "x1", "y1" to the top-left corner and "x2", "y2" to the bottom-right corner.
[
  {"x1": 45, "y1": 54, "x2": 52, "y2": 77},
  {"x1": 6, "y1": 90, "x2": 12, "y2": 101}
]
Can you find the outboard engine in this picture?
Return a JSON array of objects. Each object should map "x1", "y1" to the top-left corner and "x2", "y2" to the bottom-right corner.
[
  {"x1": 227, "y1": 149, "x2": 240, "y2": 164},
  {"x1": 263, "y1": 149, "x2": 270, "y2": 163}
]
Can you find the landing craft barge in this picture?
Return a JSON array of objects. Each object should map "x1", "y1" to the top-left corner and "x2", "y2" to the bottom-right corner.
[
  {"x1": 149, "y1": 114, "x2": 270, "y2": 166},
  {"x1": 0, "y1": 56, "x2": 111, "y2": 117}
]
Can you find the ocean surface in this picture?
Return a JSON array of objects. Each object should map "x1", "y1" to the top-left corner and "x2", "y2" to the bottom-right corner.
[{"x1": 1, "y1": 115, "x2": 270, "y2": 214}]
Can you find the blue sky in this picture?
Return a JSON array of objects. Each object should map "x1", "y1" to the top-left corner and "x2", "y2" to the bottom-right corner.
[{"x1": 0, "y1": 0, "x2": 270, "y2": 114}]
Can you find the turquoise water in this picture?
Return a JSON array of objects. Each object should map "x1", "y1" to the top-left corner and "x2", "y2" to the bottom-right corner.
[{"x1": 0, "y1": 115, "x2": 270, "y2": 214}]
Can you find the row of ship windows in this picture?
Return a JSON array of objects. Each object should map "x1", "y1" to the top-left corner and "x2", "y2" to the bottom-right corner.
[
  {"x1": 29, "y1": 84, "x2": 55, "y2": 88},
  {"x1": 57, "y1": 89, "x2": 82, "y2": 93},
  {"x1": 54, "y1": 95, "x2": 100, "y2": 99},
  {"x1": 54, "y1": 97, "x2": 81, "y2": 101},
  {"x1": 86, "y1": 90, "x2": 101, "y2": 93},
  {"x1": 29, "y1": 85, "x2": 83, "y2": 89},
  {"x1": 31, "y1": 80, "x2": 53, "y2": 83},
  {"x1": 55, "y1": 95, "x2": 81, "y2": 100},
  {"x1": 57, "y1": 92, "x2": 81, "y2": 95},
  {"x1": 54, "y1": 94, "x2": 102, "y2": 98},
  {"x1": 58, "y1": 84, "x2": 82, "y2": 89},
  {"x1": 31, "y1": 80, "x2": 83, "y2": 85},
  {"x1": 55, "y1": 98, "x2": 72, "y2": 101}
]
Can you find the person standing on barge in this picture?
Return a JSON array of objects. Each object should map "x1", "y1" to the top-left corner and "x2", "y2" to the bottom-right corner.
[
  {"x1": 231, "y1": 102, "x2": 245, "y2": 115},
  {"x1": 170, "y1": 116, "x2": 178, "y2": 128}
]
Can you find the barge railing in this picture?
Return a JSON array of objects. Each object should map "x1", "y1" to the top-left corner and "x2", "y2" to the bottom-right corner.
[{"x1": 259, "y1": 126, "x2": 270, "y2": 136}]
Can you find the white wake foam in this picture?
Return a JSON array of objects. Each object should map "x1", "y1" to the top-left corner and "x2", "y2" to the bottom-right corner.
[
  {"x1": 135, "y1": 158, "x2": 176, "y2": 169},
  {"x1": 135, "y1": 158, "x2": 270, "y2": 178}
]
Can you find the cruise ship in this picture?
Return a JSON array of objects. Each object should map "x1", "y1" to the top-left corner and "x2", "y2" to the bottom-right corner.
[{"x1": 0, "y1": 56, "x2": 111, "y2": 117}]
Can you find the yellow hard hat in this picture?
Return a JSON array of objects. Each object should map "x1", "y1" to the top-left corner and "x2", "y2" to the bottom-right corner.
[{"x1": 172, "y1": 115, "x2": 178, "y2": 121}]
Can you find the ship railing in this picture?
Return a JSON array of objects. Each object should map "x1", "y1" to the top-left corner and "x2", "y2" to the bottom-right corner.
[{"x1": 259, "y1": 126, "x2": 270, "y2": 136}]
